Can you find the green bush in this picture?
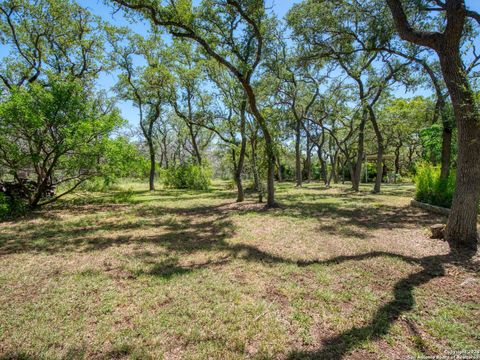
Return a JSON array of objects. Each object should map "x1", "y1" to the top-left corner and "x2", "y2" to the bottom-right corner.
[
  {"x1": 0, "y1": 193, "x2": 10, "y2": 219},
  {"x1": 414, "y1": 162, "x2": 455, "y2": 208},
  {"x1": 162, "y1": 164, "x2": 211, "y2": 191},
  {"x1": 0, "y1": 193, "x2": 28, "y2": 219}
]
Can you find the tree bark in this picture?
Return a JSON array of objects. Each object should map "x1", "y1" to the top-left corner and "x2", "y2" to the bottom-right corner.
[
  {"x1": 394, "y1": 145, "x2": 401, "y2": 183},
  {"x1": 369, "y1": 105, "x2": 384, "y2": 193},
  {"x1": 277, "y1": 156, "x2": 283, "y2": 182},
  {"x1": 243, "y1": 82, "x2": 276, "y2": 207},
  {"x1": 234, "y1": 100, "x2": 248, "y2": 202},
  {"x1": 188, "y1": 124, "x2": 202, "y2": 166},
  {"x1": 352, "y1": 109, "x2": 367, "y2": 191},
  {"x1": 385, "y1": 0, "x2": 479, "y2": 250},
  {"x1": 306, "y1": 137, "x2": 312, "y2": 182},
  {"x1": 440, "y1": 122, "x2": 453, "y2": 180},
  {"x1": 439, "y1": 51, "x2": 480, "y2": 250},
  {"x1": 250, "y1": 133, "x2": 259, "y2": 192},
  {"x1": 148, "y1": 140, "x2": 156, "y2": 191},
  {"x1": 295, "y1": 118, "x2": 302, "y2": 187},
  {"x1": 318, "y1": 150, "x2": 327, "y2": 185}
]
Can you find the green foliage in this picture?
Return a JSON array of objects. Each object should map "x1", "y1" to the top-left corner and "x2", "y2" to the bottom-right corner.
[
  {"x1": 419, "y1": 124, "x2": 444, "y2": 164},
  {"x1": 162, "y1": 164, "x2": 211, "y2": 191},
  {"x1": 0, "y1": 78, "x2": 123, "y2": 206},
  {"x1": 101, "y1": 137, "x2": 150, "y2": 184},
  {"x1": 0, "y1": 0, "x2": 107, "y2": 86},
  {"x1": 0, "y1": 193, "x2": 28, "y2": 219},
  {"x1": 414, "y1": 163, "x2": 455, "y2": 208},
  {"x1": 0, "y1": 193, "x2": 10, "y2": 219}
]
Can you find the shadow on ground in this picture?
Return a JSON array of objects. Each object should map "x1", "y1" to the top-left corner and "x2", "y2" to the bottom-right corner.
[{"x1": 0, "y1": 184, "x2": 477, "y2": 359}]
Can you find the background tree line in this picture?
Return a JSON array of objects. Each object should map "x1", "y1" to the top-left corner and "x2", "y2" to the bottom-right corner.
[{"x1": 0, "y1": 0, "x2": 479, "y2": 251}]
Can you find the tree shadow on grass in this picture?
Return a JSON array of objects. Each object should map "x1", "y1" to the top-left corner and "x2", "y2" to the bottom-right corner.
[
  {"x1": 289, "y1": 249, "x2": 478, "y2": 359},
  {"x1": 0, "y1": 193, "x2": 478, "y2": 358},
  {"x1": 270, "y1": 201, "x2": 446, "y2": 231}
]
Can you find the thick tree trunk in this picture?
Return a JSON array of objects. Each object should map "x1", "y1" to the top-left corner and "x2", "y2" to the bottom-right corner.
[
  {"x1": 295, "y1": 119, "x2": 302, "y2": 187},
  {"x1": 439, "y1": 52, "x2": 480, "y2": 250},
  {"x1": 385, "y1": 0, "x2": 479, "y2": 249},
  {"x1": 235, "y1": 174, "x2": 244, "y2": 202}
]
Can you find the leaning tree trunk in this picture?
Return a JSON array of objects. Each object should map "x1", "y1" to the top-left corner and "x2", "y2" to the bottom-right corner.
[
  {"x1": 369, "y1": 105, "x2": 384, "y2": 194},
  {"x1": 440, "y1": 52, "x2": 480, "y2": 251},
  {"x1": 188, "y1": 124, "x2": 202, "y2": 166},
  {"x1": 243, "y1": 83, "x2": 276, "y2": 207}
]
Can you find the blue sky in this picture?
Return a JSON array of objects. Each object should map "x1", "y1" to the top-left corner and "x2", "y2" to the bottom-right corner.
[
  {"x1": 2, "y1": 1, "x2": 480, "y2": 127},
  {"x1": 89, "y1": 0, "x2": 479, "y2": 127},
  {"x1": 90, "y1": 0, "x2": 303, "y2": 127}
]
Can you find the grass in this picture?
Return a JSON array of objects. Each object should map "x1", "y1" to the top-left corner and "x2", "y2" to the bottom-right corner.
[{"x1": 0, "y1": 181, "x2": 478, "y2": 359}]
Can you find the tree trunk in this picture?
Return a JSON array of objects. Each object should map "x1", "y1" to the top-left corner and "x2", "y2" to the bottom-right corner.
[
  {"x1": 234, "y1": 100, "x2": 248, "y2": 202},
  {"x1": 277, "y1": 156, "x2": 283, "y2": 182},
  {"x1": 328, "y1": 150, "x2": 338, "y2": 187},
  {"x1": 250, "y1": 136, "x2": 259, "y2": 192},
  {"x1": 318, "y1": 148, "x2": 327, "y2": 185},
  {"x1": 295, "y1": 118, "x2": 302, "y2": 187},
  {"x1": 352, "y1": 109, "x2": 367, "y2": 191},
  {"x1": 188, "y1": 124, "x2": 202, "y2": 166},
  {"x1": 440, "y1": 52, "x2": 480, "y2": 250},
  {"x1": 306, "y1": 137, "x2": 312, "y2": 182},
  {"x1": 266, "y1": 145, "x2": 276, "y2": 207},
  {"x1": 394, "y1": 146, "x2": 401, "y2": 183},
  {"x1": 369, "y1": 105, "x2": 384, "y2": 193},
  {"x1": 373, "y1": 145, "x2": 384, "y2": 193},
  {"x1": 148, "y1": 140, "x2": 156, "y2": 191},
  {"x1": 243, "y1": 82, "x2": 275, "y2": 207}
]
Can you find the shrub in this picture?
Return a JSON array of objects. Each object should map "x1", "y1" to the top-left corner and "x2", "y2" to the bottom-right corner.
[
  {"x1": 0, "y1": 193, "x2": 10, "y2": 219},
  {"x1": 162, "y1": 164, "x2": 211, "y2": 190},
  {"x1": 414, "y1": 162, "x2": 455, "y2": 208},
  {"x1": 0, "y1": 193, "x2": 28, "y2": 219}
]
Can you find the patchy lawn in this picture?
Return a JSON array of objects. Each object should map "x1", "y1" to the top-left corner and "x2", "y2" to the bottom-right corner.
[{"x1": 0, "y1": 181, "x2": 479, "y2": 359}]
